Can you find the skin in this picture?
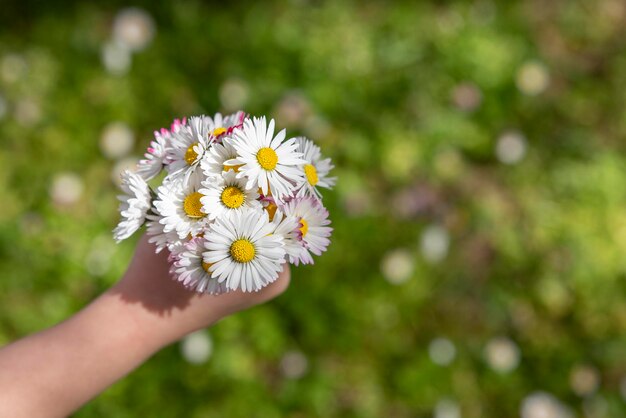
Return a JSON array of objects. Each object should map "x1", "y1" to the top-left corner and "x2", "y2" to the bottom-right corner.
[{"x1": 0, "y1": 234, "x2": 291, "y2": 418}]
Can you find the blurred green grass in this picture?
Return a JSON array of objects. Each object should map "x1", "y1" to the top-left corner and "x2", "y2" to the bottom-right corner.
[{"x1": 1, "y1": 1, "x2": 626, "y2": 417}]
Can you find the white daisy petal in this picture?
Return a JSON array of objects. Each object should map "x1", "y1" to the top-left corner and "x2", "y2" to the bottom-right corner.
[
  {"x1": 146, "y1": 213, "x2": 181, "y2": 253},
  {"x1": 281, "y1": 197, "x2": 332, "y2": 265},
  {"x1": 113, "y1": 170, "x2": 152, "y2": 242},
  {"x1": 169, "y1": 237, "x2": 228, "y2": 295},
  {"x1": 152, "y1": 174, "x2": 210, "y2": 240},
  {"x1": 199, "y1": 170, "x2": 261, "y2": 221},
  {"x1": 211, "y1": 257, "x2": 233, "y2": 276},
  {"x1": 293, "y1": 136, "x2": 335, "y2": 200},
  {"x1": 203, "y1": 208, "x2": 286, "y2": 292},
  {"x1": 230, "y1": 116, "x2": 304, "y2": 203}
]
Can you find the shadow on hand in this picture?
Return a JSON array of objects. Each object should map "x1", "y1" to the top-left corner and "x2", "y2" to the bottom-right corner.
[
  {"x1": 108, "y1": 235, "x2": 291, "y2": 320},
  {"x1": 109, "y1": 236, "x2": 196, "y2": 316}
]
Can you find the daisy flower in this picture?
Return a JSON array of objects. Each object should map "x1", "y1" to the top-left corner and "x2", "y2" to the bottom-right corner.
[
  {"x1": 113, "y1": 170, "x2": 152, "y2": 242},
  {"x1": 170, "y1": 237, "x2": 228, "y2": 294},
  {"x1": 200, "y1": 112, "x2": 247, "y2": 177},
  {"x1": 200, "y1": 136, "x2": 240, "y2": 177},
  {"x1": 138, "y1": 118, "x2": 188, "y2": 181},
  {"x1": 283, "y1": 197, "x2": 332, "y2": 265},
  {"x1": 199, "y1": 169, "x2": 261, "y2": 220},
  {"x1": 294, "y1": 136, "x2": 336, "y2": 199},
  {"x1": 203, "y1": 209, "x2": 286, "y2": 292},
  {"x1": 166, "y1": 115, "x2": 210, "y2": 180},
  {"x1": 226, "y1": 116, "x2": 305, "y2": 202},
  {"x1": 204, "y1": 111, "x2": 245, "y2": 144},
  {"x1": 152, "y1": 175, "x2": 210, "y2": 240},
  {"x1": 220, "y1": 110, "x2": 246, "y2": 138},
  {"x1": 137, "y1": 128, "x2": 170, "y2": 181}
]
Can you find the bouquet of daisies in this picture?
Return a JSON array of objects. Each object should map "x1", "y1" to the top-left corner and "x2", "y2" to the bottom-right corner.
[{"x1": 113, "y1": 112, "x2": 335, "y2": 294}]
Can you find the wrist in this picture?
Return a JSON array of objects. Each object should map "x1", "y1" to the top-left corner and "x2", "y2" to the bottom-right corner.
[{"x1": 104, "y1": 278, "x2": 223, "y2": 349}]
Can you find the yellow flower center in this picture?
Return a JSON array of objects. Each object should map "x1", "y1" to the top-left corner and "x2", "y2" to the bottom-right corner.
[
  {"x1": 264, "y1": 201, "x2": 278, "y2": 221},
  {"x1": 183, "y1": 192, "x2": 206, "y2": 218},
  {"x1": 304, "y1": 164, "x2": 319, "y2": 186},
  {"x1": 230, "y1": 239, "x2": 255, "y2": 263},
  {"x1": 185, "y1": 142, "x2": 200, "y2": 165},
  {"x1": 212, "y1": 127, "x2": 227, "y2": 138},
  {"x1": 221, "y1": 186, "x2": 245, "y2": 209},
  {"x1": 299, "y1": 218, "x2": 308, "y2": 237},
  {"x1": 201, "y1": 261, "x2": 213, "y2": 273},
  {"x1": 223, "y1": 163, "x2": 243, "y2": 172},
  {"x1": 256, "y1": 147, "x2": 278, "y2": 170}
]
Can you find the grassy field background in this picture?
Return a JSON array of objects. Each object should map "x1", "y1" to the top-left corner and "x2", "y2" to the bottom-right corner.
[{"x1": 1, "y1": 1, "x2": 626, "y2": 417}]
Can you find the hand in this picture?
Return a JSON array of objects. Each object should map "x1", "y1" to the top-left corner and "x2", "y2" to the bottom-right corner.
[{"x1": 110, "y1": 234, "x2": 291, "y2": 346}]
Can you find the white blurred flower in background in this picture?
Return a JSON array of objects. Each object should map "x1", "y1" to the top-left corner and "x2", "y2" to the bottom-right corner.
[
  {"x1": 1, "y1": 53, "x2": 27, "y2": 84},
  {"x1": 434, "y1": 398, "x2": 461, "y2": 418},
  {"x1": 100, "y1": 121, "x2": 135, "y2": 159},
  {"x1": 380, "y1": 248, "x2": 415, "y2": 285},
  {"x1": 520, "y1": 392, "x2": 573, "y2": 418},
  {"x1": 280, "y1": 350, "x2": 309, "y2": 379},
  {"x1": 111, "y1": 157, "x2": 139, "y2": 185},
  {"x1": 219, "y1": 78, "x2": 249, "y2": 112},
  {"x1": 102, "y1": 8, "x2": 155, "y2": 75},
  {"x1": 14, "y1": 98, "x2": 42, "y2": 126},
  {"x1": 101, "y1": 41, "x2": 132, "y2": 75},
  {"x1": 429, "y1": 337, "x2": 456, "y2": 366},
  {"x1": 569, "y1": 364, "x2": 600, "y2": 397},
  {"x1": 496, "y1": 130, "x2": 527, "y2": 165},
  {"x1": 85, "y1": 234, "x2": 117, "y2": 276},
  {"x1": 180, "y1": 330, "x2": 212, "y2": 364},
  {"x1": 50, "y1": 172, "x2": 84, "y2": 206},
  {"x1": 112, "y1": 8, "x2": 155, "y2": 52},
  {"x1": 420, "y1": 225, "x2": 449, "y2": 264},
  {"x1": 483, "y1": 337, "x2": 520, "y2": 373},
  {"x1": 516, "y1": 61, "x2": 550, "y2": 96}
]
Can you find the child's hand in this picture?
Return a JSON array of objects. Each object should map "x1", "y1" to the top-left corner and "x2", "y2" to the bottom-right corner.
[{"x1": 111, "y1": 234, "x2": 291, "y2": 345}]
